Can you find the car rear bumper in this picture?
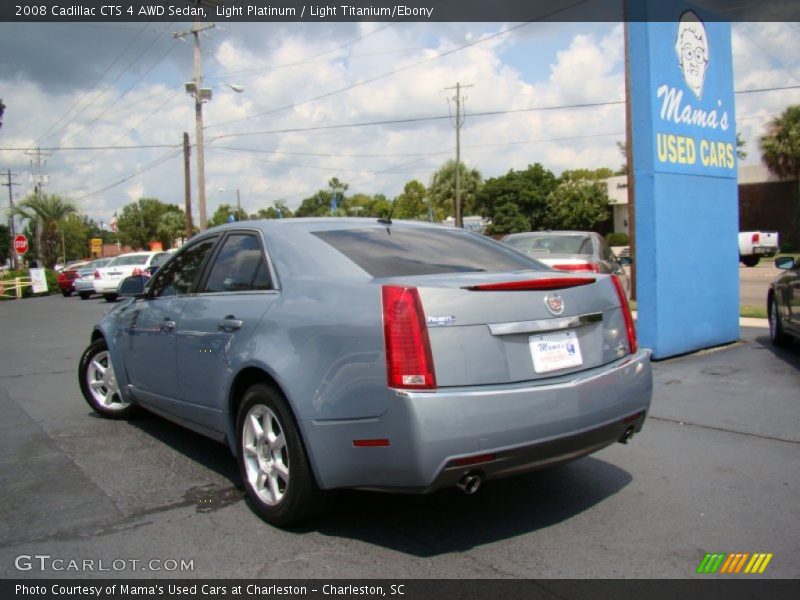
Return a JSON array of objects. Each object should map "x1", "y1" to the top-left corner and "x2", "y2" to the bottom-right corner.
[
  {"x1": 74, "y1": 280, "x2": 95, "y2": 294},
  {"x1": 302, "y1": 349, "x2": 652, "y2": 492},
  {"x1": 93, "y1": 280, "x2": 120, "y2": 294}
]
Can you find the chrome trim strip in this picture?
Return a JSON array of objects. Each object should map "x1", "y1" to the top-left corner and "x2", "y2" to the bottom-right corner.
[{"x1": 488, "y1": 312, "x2": 603, "y2": 336}]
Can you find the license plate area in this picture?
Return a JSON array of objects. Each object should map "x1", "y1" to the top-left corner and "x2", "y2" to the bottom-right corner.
[{"x1": 529, "y1": 330, "x2": 583, "y2": 373}]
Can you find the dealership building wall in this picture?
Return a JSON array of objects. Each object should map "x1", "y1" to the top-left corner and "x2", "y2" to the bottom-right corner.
[{"x1": 604, "y1": 164, "x2": 799, "y2": 250}]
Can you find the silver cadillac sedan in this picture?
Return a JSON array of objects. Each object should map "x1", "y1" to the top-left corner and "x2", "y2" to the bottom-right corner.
[{"x1": 78, "y1": 219, "x2": 652, "y2": 526}]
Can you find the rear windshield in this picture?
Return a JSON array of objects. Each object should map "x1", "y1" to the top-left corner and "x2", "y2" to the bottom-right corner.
[
  {"x1": 505, "y1": 234, "x2": 593, "y2": 255},
  {"x1": 313, "y1": 227, "x2": 543, "y2": 278},
  {"x1": 108, "y1": 254, "x2": 151, "y2": 266}
]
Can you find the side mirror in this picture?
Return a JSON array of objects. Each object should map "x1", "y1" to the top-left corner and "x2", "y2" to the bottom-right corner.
[
  {"x1": 118, "y1": 274, "x2": 146, "y2": 297},
  {"x1": 775, "y1": 256, "x2": 796, "y2": 270}
]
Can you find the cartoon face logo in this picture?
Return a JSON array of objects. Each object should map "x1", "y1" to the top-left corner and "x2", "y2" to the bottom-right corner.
[{"x1": 675, "y1": 11, "x2": 709, "y2": 99}]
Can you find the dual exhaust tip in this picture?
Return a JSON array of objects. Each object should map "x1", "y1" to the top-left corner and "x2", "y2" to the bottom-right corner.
[{"x1": 456, "y1": 426, "x2": 636, "y2": 494}]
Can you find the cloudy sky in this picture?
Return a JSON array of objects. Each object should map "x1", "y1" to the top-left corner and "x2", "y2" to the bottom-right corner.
[{"x1": 1, "y1": 17, "x2": 799, "y2": 224}]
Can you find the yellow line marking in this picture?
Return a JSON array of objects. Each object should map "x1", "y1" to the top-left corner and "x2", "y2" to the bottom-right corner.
[{"x1": 758, "y1": 554, "x2": 773, "y2": 574}]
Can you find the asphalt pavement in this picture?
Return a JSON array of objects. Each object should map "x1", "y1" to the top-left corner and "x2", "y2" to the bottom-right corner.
[{"x1": 0, "y1": 295, "x2": 797, "y2": 579}]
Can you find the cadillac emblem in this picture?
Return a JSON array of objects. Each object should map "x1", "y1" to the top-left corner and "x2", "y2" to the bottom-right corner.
[{"x1": 544, "y1": 293, "x2": 565, "y2": 316}]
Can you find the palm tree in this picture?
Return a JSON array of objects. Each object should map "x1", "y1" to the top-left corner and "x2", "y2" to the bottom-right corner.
[
  {"x1": 13, "y1": 194, "x2": 78, "y2": 268},
  {"x1": 759, "y1": 105, "x2": 800, "y2": 249}
]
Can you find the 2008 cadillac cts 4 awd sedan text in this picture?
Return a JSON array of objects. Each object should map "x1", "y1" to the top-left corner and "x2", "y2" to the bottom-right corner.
[{"x1": 79, "y1": 219, "x2": 652, "y2": 526}]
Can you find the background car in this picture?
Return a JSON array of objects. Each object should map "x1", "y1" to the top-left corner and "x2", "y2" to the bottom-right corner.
[
  {"x1": 73, "y1": 258, "x2": 113, "y2": 299},
  {"x1": 501, "y1": 231, "x2": 630, "y2": 294},
  {"x1": 79, "y1": 219, "x2": 651, "y2": 527},
  {"x1": 56, "y1": 261, "x2": 90, "y2": 297},
  {"x1": 767, "y1": 255, "x2": 800, "y2": 346},
  {"x1": 92, "y1": 251, "x2": 167, "y2": 302}
]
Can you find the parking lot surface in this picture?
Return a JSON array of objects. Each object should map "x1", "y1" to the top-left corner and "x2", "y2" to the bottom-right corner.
[{"x1": 0, "y1": 295, "x2": 798, "y2": 578}]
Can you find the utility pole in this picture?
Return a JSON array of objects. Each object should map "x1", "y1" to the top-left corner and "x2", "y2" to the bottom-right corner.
[
  {"x1": 236, "y1": 188, "x2": 241, "y2": 219},
  {"x1": 182, "y1": 132, "x2": 193, "y2": 241},
  {"x1": 446, "y1": 82, "x2": 473, "y2": 228},
  {"x1": 24, "y1": 146, "x2": 51, "y2": 266},
  {"x1": 175, "y1": 21, "x2": 215, "y2": 232},
  {"x1": 2, "y1": 169, "x2": 20, "y2": 269}
]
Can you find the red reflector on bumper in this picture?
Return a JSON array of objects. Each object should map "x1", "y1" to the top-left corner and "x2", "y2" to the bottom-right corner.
[
  {"x1": 623, "y1": 411, "x2": 644, "y2": 424},
  {"x1": 352, "y1": 439, "x2": 391, "y2": 447},
  {"x1": 452, "y1": 453, "x2": 496, "y2": 467},
  {"x1": 464, "y1": 278, "x2": 595, "y2": 291}
]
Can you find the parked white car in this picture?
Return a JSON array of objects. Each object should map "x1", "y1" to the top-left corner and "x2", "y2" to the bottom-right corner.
[
  {"x1": 739, "y1": 231, "x2": 779, "y2": 267},
  {"x1": 93, "y1": 251, "x2": 167, "y2": 302}
]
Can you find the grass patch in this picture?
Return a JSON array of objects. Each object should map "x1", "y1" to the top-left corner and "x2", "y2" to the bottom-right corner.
[
  {"x1": 629, "y1": 299, "x2": 766, "y2": 319},
  {"x1": 740, "y1": 305, "x2": 767, "y2": 319}
]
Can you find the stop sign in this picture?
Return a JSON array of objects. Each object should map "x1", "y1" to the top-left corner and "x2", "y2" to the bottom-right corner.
[{"x1": 14, "y1": 235, "x2": 28, "y2": 255}]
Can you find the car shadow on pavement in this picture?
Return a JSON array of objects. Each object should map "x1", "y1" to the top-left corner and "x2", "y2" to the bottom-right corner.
[
  {"x1": 125, "y1": 412, "x2": 243, "y2": 487},
  {"x1": 752, "y1": 333, "x2": 800, "y2": 371},
  {"x1": 120, "y1": 410, "x2": 631, "y2": 551},
  {"x1": 306, "y1": 457, "x2": 632, "y2": 557}
]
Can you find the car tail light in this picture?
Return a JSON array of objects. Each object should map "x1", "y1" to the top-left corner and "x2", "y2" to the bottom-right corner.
[
  {"x1": 464, "y1": 277, "x2": 595, "y2": 291},
  {"x1": 382, "y1": 285, "x2": 436, "y2": 390},
  {"x1": 751, "y1": 232, "x2": 760, "y2": 244},
  {"x1": 94, "y1": 270, "x2": 101, "y2": 279},
  {"x1": 611, "y1": 274, "x2": 637, "y2": 354},
  {"x1": 552, "y1": 262, "x2": 600, "y2": 272}
]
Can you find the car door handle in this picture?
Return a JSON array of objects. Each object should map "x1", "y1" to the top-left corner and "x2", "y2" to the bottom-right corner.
[
  {"x1": 161, "y1": 318, "x2": 176, "y2": 332},
  {"x1": 218, "y1": 317, "x2": 244, "y2": 332}
]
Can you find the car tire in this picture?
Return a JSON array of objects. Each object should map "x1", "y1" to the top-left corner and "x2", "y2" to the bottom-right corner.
[
  {"x1": 742, "y1": 256, "x2": 760, "y2": 267},
  {"x1": 61, "y1": 289, "x2": 72, "y2": 297},
  {"x1": 768, "y1": 296, "x2": 791, "y2": 347},
  {"x1": 79, "y1": 292, "x2": 91, "y2": 300},
  {"x1": 237, "y1": 383, "x2": 326, "y2": 527},
  {"x1": 78, "y1": 338, "x2": 138, "y2": 419},
  {"x1": 104, "y1": 293, "x2": 118, "y2": 302}
]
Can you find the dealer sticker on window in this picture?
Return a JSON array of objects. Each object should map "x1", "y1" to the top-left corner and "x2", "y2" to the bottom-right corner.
[{"x1": 529, "y1": 331, "x2": 583, "y2": 373}]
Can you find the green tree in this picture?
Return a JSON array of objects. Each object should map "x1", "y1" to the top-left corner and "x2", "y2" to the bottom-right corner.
[
  {"x1": 117, "y1": 198, "x2": 182, "y2": 250},
  {"x1": 736, "y1": 131, "x2": 747, "y2": 160},
  {"x1": 759, "y1": 105, "x2": 800, "y2": 248},
  {"x1": 254, "y1": 200, "x2": 293, "y2": 219},
  {"x1": 157, "y1": 212, "x2": 186, "y2": 248},
  {"x1": 429, "y1": 160, "x2": 482, "y2": 220},
  {"x1": 209, "y1": 203, "x2": 248, "y2": 226},
  {"x1": 60, "y1": 213, "x2": 94, "y2": 261},
  {"x1": 543, "y1": 179, "x2": 611, "y2": 230},
  {"x1": 295, "y1": 190, "x2": 334, "y2": 217},
  {"x1": 476, "y1": 163, "x2": 557, "y2": 230},
  {"x1": 12, "y1": 193, "x2": 78, "y2": 268},
  {"x1": 393, "y1": 180, "x2": 429, "y2": 220},
  {"x1": 487, "y1": 202, "x2": 530, "y2": 235}
]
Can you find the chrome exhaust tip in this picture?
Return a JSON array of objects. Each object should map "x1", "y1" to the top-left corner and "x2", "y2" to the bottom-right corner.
[
  {"x1": 618, "y1": 427, "x2": 635, "y2": 444},
  {"x1": 457, "y1": 473, "x2": 482, "y2": 495}
]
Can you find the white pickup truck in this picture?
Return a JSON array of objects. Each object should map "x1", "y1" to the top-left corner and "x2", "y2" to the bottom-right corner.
[{"x1": 739, "y1": 231, "x2": 779, "y2": 267}]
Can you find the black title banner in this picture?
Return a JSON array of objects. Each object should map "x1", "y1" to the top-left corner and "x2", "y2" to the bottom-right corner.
[
  {"x1": 3, "y1": 0, "x2": 800, "y2": 22},
  {"x1": 4, "y1": 580, "x2": 800, "y2": 600}
]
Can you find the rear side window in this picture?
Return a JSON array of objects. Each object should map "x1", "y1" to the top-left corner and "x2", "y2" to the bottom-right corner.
[
  {"x1": 203, "y1": 234, "x2": 273, "y2": 293},
  {"x1": 312, "y1": 227, "x2": 542, "y2": 278}
]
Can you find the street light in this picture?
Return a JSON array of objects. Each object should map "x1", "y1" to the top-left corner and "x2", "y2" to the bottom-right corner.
[{"x1": 217, "y1": 187, "x2": 242, "y2": 221}]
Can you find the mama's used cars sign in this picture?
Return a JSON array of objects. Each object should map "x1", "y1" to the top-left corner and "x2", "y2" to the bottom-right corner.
[
  {"x1": 650, "y1": 11, "x2": 737, "y2": 176},
  {"x1": 628, "y1": 3, "x2": 739, "y2": 359}
]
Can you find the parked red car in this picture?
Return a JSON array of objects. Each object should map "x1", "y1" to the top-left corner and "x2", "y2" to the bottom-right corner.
[{"x1": 56, "y1": 261, "x2": 90, "y2": 297}]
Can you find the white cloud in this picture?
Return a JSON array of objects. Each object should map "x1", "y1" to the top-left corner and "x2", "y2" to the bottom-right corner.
[{"x1": 1, "y1": 21, "x2": 797, "y2": 223}]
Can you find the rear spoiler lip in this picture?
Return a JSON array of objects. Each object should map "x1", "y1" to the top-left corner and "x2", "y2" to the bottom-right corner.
[{"x1": 462, "y1": 277, "x2": 597, "y2": 291}]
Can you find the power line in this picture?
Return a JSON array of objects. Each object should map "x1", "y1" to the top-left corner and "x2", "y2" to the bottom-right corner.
[
  {"x1": 73, "y1": 148, "x2": 183, "y2": 201},
  {"x1": 32, "y1": 22, "x2": 153, "y2": 147},
  {"x1": 206, "y1": 0, "x2": 592, "y2": 130}
]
